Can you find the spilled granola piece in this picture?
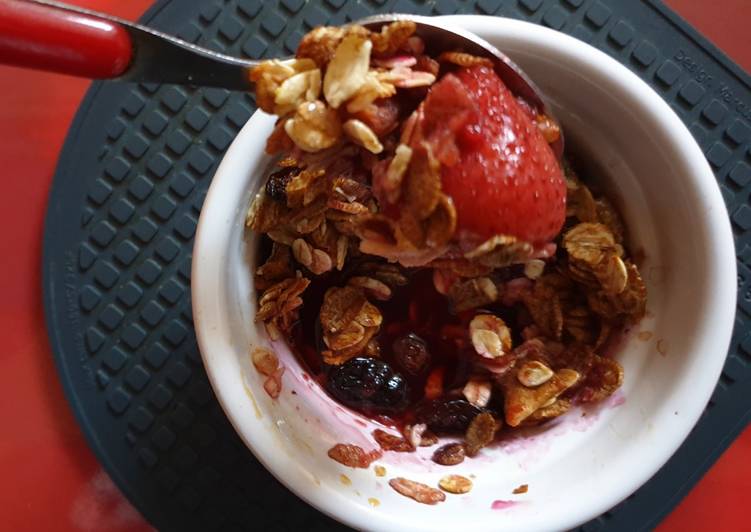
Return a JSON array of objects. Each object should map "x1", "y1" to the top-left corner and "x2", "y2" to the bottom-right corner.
[
  {"x1": 438, "y1": 474, "x2": 473, "y2": 494},
  {"x1": 263, "y1": 367, "x2": 285, "y2": 399},
  {"x1": 251, "y1": 347, "x2": 279, "y2": 376},
  {"x1": 389, "y1": 477, "x2": 446, "y2": 505}
]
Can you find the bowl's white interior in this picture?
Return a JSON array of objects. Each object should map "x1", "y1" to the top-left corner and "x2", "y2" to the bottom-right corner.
[{"x1": 193, "y1": 16, "x2": 736, "y2": 532}]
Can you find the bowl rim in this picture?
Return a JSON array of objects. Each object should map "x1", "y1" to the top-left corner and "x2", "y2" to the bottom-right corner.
[{"x1": 192, "y1": 15, "x2": 737, "y2": 531}]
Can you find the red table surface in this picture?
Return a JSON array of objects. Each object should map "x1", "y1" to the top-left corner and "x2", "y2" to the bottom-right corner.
[{"x1": 1, "y1": 1, "x2": 749, "y2": 531}]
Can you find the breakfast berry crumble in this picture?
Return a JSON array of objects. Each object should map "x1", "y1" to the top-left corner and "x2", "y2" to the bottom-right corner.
[{"x1": 246, "y1": 21, "x2": 647, "y2": 498}]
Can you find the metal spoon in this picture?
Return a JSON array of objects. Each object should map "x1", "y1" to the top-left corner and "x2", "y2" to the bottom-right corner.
[{"x1": 0, "y1": 0, "x2": 562, "y2": 156}]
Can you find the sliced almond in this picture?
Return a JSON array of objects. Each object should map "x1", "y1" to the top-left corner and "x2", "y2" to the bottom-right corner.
[
  {"x1": 323, "y1": 34, "x2": 372, "y2": 108},
  {"x1": 516, "y1": 360, "x2": 554, "y2": 387},
  {"x1": 462, "y1": 379, "x2": 492, "y2": 407},
  {"x1": 343, "y1": 119, "x2": 383, "y2": 154}
]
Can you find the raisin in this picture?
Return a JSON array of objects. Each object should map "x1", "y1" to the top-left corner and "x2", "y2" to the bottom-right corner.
[
  {"x1": 432, "y1": 443, "x2": 465, "y2": 466},
  {"x1": 392, "y1": 333, "x2": 431, "y2": 377},
  {"x1": 414, "y1": 399, "x2": 485, "y2": 434},
  {"x1": 464, "y1": 412, "x2": 498, "y2": 456},
  {"x1": 327, "y1": 443, "x2": 381, "y2": 468},
  {"x1": 265, "y1": 166, "x2": 298, "y2": 202},
  {"x1": 326, "y1": 357, "x2": 410, "y2": 414}
]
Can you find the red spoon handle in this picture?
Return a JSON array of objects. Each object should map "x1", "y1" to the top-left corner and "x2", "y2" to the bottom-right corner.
[{"x1": 0, "y1": 0, "x2": 132, "y2": 79}]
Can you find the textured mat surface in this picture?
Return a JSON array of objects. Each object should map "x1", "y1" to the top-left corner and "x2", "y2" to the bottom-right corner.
[{"x1": 43, "y1": 1, "x2": 751, "y2": 530}]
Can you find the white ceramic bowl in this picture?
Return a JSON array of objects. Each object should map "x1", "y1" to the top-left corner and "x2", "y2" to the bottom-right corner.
[{"x1": 193, "y1": 15, "x2": 736, "y2": 532}]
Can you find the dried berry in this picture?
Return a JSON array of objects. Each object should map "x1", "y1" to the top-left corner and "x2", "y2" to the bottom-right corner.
[
  {"x1": 423, "y1": 366, "x2": 445, "y2": 399},
  {"x1": 415, "y1": 399, "x2": 485, "y2": 435},
  {"x1": 464, "y1": 412, "x2": 498, "y2": 456},
  {"x1": 326, "y1": 357, "x2": 410, "y2": 414},
  {"x1": 327, "y1": 443, "x2": 382, "y2": 468},
  {"x1": 265, "y1": 167, "x2": 299, "y2": 202},
  {"x1": 432, "y1": 443, "x2": 465, "y2": 466},
  {"x1": 392, "y1": 333, "x2": 431, "y2": 377}
]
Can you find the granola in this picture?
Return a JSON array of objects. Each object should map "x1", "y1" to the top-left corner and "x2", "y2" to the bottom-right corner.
[
  {"x1": 438, "y1": 474, "x2": 473, "y2": 494},
  {"x1": 389, "y1": 477, "x2": 446, "y2": 505},
  {"x1": 247, "y1": 21, "x2": 647, "y2": 470}
]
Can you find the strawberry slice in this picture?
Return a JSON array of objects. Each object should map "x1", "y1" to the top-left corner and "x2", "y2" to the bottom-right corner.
[{"x1": 415, "y1": 66, "x2": 566, "y2": 245}]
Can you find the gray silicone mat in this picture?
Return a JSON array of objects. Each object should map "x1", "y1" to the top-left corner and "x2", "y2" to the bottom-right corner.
[{"x1": 42, "y1": 1, "x2": 751, "y2": 530}]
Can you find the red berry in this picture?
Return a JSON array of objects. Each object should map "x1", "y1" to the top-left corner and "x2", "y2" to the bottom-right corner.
[{"x1": 416, "y1": 66, "x2": 566, "y2": 245}]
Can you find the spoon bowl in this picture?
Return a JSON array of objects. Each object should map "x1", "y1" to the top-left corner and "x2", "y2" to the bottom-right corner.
[{"x1": 0, "y1": 2, "x2": 563, "y2": 157}]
